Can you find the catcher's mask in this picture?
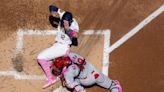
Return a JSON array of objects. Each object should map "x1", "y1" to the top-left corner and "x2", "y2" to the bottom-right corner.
[{"x1": 51, "y1": 57, "x2": 70, "y2": 76}]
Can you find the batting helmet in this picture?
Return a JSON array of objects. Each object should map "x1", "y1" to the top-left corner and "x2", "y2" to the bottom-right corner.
[{"x1": 61, "y1": 12, "x2": 73, "y2": 27}]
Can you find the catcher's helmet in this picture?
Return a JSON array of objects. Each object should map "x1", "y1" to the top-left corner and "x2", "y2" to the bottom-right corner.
[
  {"x1": 61, "y1": 12, "x2": 73, "y2": 27},
  {"x1": 53, "y1": 57, "x2": 70, "y2": 69},
  {"x1": 51, "y1": 57, "x2": 70, "y2": 76}
]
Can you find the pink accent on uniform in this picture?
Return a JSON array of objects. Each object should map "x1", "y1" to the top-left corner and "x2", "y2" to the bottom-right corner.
[
  {"x1": 70, "y1": 30, "x2": 76, "y2": 37},
  {"x1": 37, "y1": 59, "x2": 57, "y2": 88},
  {"x1": 62, "y1": 67, "x2": 68, "y2": 78},
  {"x1": 74, "y1": 88, "x2": 78, "y2": 92},
  {"x1": 43, "y1": 79, "x2": 57, "y2": 88},
  {"x1": 114, "y1": 80, "x2": 122, "y2": 92},
  {"x1": 64, "y1": 49, "x2": 70, "y2": 57}
]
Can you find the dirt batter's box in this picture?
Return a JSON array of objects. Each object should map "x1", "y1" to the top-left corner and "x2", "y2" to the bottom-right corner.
[{"x1": 10, "y1": 29, "x2": 111, "y2": 80}]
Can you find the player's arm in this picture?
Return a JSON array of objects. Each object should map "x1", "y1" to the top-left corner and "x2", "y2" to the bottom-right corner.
[
  {"x1": 49, "y1": 5, "x2": 65, "y2": 28},
  {"x1": 65, "y1": 29, "x2": 78, "y2": 46},
  {"x1": 68, "y1": 52, "x2": 85, "y2": 64},
  {"x1": 57, "y1": 8, "x2": 66, "y2": 19},
  {"x1": 66, "y1": 19, "x2": 79, "y2": 46},
  {"x1": 63, "y1": 65, "x2": 81, "y2": 89}
]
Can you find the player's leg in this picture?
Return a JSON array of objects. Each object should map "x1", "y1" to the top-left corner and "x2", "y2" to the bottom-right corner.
[
  {"x1": 37, "y1": 43, "x2": 70, "y2": 88},
  {"x1": 37, "y1": 43, "x2": 70, "y2": 60},
  {"x1": 96, "y1": 73, "x2": 122, "y2": 92},
  {"x1": 79, "y1": 74, "x2": 97, "y2": 86},
  {"x1": 37, "y1": 59, "x2": 56, "y2": 88},
  {"x1": 73, "y1": 79, "x2": 85, "y2": 92}
]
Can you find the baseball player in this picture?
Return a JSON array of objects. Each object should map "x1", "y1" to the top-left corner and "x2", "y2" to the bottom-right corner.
[
  {"x1": 37, "y1": 5, "x2": 79, "y2": 88},
  {"x1": 51, "y1": 52, "x2": 122, "y2": 92}
]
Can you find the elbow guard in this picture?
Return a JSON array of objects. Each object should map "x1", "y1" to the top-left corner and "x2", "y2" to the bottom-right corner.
[{"x1": 71, "y1": 37, "x2": 78, "y2": 46}]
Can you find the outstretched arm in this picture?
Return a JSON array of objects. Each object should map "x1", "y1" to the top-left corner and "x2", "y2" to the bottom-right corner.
[{"x1": 63, "y1": 65, "x2": 81, "y2": 89}]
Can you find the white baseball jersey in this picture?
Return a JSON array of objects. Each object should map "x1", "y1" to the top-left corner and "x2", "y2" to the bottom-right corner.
[
  {"x1": 69, "y1": 18, "x2": 79, "y2": 32},
  {"x1": 55, "y1": 30, "x2": 72, "y2": 45},
  {"x1": 55, "y1": 8, "x2": 79, "y2": 45},
  {"x1": 61, "y1": 52, "x2": 117, "y2": 92}
]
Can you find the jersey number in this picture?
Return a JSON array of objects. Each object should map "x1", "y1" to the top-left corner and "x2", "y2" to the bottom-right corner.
[{"x1": 61, "y1": 34, "x2": 65, "y2": 40}]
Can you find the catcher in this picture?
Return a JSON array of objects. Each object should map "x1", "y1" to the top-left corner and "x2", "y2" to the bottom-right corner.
[{"x1": 51, "y1": 52, "x2": 122, "y2": 92}]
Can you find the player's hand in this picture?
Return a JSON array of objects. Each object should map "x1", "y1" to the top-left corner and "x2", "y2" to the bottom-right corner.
[{"x1": 74, "y1": 85, "x2": 85, "y2": 92}]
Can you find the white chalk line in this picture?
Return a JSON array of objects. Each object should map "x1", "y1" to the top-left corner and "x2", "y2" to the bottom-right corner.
[
  {"x1": 0, "y1": 29, "x2": 111, "y2": 79},
  {"x1": 15, "y1": 30, "x2": 23, "y2": 55},
  {"x1": 107, "y1": 5, "x2": 164, "y2": 53},
  {"x1": 0, "y1": 71, "x2": 45, "y2": 80},
  {"x1": 102, "y1": 30, "x2": 110, "y2": 76}
]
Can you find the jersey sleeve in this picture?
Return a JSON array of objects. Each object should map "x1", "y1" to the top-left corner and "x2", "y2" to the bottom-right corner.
[
  {"x1": 63, "y1": 65, "x2": 80, "y2": 89},
  {"x1": 69, "y1": 18, "x2": 79, "y2": 32},
  {"x1": 68, "y1": 52, "x2": 85, "y2": 64},
  {"x1": 57, "y1": 9, "x2": 65, "y2": 19},
  {"x1": 54, "y1": 30, "x2": 72, "y2": 45},
  {"x1": 57, "y1": 8, "x2": 79, "y2": 33}
]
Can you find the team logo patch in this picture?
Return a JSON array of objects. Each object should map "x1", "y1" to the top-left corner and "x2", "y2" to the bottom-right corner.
[{"x1": 94, "y1": 73, "x2": 99, "y2": 79}]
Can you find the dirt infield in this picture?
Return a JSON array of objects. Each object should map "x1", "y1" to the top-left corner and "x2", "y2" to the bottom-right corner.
[{"x1": 0, "y1": 0, "x2": 164, "y2": 92}]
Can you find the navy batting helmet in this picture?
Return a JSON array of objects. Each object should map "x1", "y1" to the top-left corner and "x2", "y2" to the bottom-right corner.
[
  {"x1": 49, "y1": 5, "x2": 58, "y2": 13},
  {"x1": 61, "y1": 12, "x2": 73, "y2": 27}
]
